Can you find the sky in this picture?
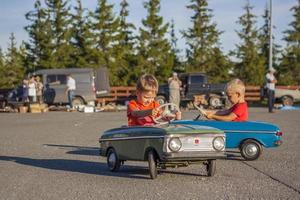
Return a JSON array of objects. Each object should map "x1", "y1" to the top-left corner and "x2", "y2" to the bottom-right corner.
[{"x1": 0, "y1": 0, "x2": 297, "y2": 57}]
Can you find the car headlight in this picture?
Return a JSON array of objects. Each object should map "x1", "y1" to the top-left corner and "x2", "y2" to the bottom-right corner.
[
  {"x1": 168, "y1": 137, "x2": 182, "y2": 152},
  {"x1": 212, "y1": 136, "x2": 225, "y2": 151}
]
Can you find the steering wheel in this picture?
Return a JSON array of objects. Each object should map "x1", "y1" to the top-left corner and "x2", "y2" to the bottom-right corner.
[
  {"x1": 193, "y1": 102, "x2": 208, "y2": 120},
  {"x1": 153, "y1": 103, "x2": 180, "y2": 125}
]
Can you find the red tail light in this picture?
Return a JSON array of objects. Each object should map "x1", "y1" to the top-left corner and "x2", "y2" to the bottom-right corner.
[{"x1": 276, "y1": 131, "x2": 283, "y2": 136}]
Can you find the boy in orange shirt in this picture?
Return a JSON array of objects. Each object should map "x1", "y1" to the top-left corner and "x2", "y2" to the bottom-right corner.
[
  {"x1": 205, "y1": 78, "x2": 248, "y2": 122},
  {"x1": 127, "y1": 74, "x2": 181, "y2": 126}
]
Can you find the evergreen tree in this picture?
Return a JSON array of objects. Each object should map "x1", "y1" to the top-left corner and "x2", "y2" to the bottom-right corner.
[
  {"x1": 70, "y1": 0, "x2": 96, "y2": 68},
  {"x1": 137, "y1": 0, "x2": 173, "y2": 83},
  {"x1": 24, "y1": 0, "x2": 54, "y2": 71},
  {"x1": 45, "y1": 0, "x2": 73, "y2": 68},
  {"x1": 91, "y1": 0, "x2": 119, "y2": 83},
  {"x1": 182, "y1": 0, "x2": 229, "y2": 82},
  {"x1": 231, "y1": 2, "x2": 265, "y2": 85},
  {"x1": 0, "y1": 48, "x2": 6, "y2": 88},
  {"x1": 2, "y1": 33, "x2": 25, "y2": 88},
  {"x1": 258, "y1": 5, "x2": 281, "y2": 76},
  {"x1": 279, "y1": 1, "x2": 300, "y2": 85},
  {"x1": 111, "y1": 0, "x2": 136, "y2": 85},
  {"x1": 169, "y1": 19, "x2": 182, "y2": 72}
]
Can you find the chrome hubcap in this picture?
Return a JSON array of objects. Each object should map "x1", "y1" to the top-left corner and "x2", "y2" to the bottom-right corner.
[
  {"x1": 245, "y1": 144, "x2": 258, "y2": 156},
  {"x1": 108, "y1": 153, "x2": 116, "y2": 168}
]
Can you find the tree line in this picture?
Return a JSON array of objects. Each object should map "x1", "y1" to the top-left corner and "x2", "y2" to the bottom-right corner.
[{"x1": 0, "y1": 0, "x2": 300, "y2": 89}]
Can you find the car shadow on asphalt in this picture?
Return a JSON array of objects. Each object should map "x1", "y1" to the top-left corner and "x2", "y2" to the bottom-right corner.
[
  {"x1": 43, "y1": 144, "x2": 100, "y2": 156},
  {"x1": 225, "y1": 150, "x2": 244, "y2": 161},
  {"x1": 0, "y1": 155, "x2": 151, "y2": 180}
]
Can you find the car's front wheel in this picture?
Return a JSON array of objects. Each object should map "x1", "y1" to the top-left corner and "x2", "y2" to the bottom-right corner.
[
  {"x1": 148, "y1": 150, "x2": 158, "y2": 179},
  {"x1": 107, "y1": 148, "x2": 121, "y2": 172},
  {"x1": 206, "y1": 159, "x2": 216, "y2": 177},
  {"x1": 240, "y1": 139, "x2": 262, "y2": 161},
  {"x1": 281, "y1": 96, "x2": 293, "y2": 106}
]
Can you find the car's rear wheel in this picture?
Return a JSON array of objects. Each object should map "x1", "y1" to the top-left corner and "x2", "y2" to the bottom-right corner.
[
  {"x1": 155, "y1": 95, "x2": 166, "y2": 105},
  {"x1": 281, "y1": 96, "x2": 293, "y2": 106},
  {"x1": 240, "y1": 139, "x2": 262, "y2": 161},
  {"x1": 72, "y1": 97, "x2": 84, "y2": 107},
  {"x1": 206, "y1": 159, "x2": 216, "y2": 177},
  {"x1": 209, "y1": 96, "x2": 222, "y2": 109},
  {"x1": 107, "y1": 148, "x2": 121, "y2": 172},
  {"x1": 148, "y1": 150, "x2": 158, "y2": 179}
]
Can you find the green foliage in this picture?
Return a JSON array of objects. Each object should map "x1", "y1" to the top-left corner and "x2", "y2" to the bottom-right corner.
[
  {"x1": 231, "y1": 2, "x2": 265, "y2": 85},
  {"x1": 137, "y1": 0, "x2": 173, "y2": 84},
  {"x1": 24, "y1": 0, "x2": 54, "y2": 72},
  {"x1": 279, "y1": 1, "x2": 300, "y2": 85},
  {"x1": 182, "y1": 0, "x2": 230, "y2": 82},
  {"x1": 69, "y1": 0, "x2": 96, "y2": 68},
  {"x1": 110, "y1": 0, "x2": 136, "y2": 86},
  {"x1": 258, "y1": 5, "x2": 281, "y2": 78},
  {"x1": 0, "y1": 33, "x2": 25, "y2": 88},
  {"x1": 91, "y1": 0, "x2": 120, "y2": 85}
]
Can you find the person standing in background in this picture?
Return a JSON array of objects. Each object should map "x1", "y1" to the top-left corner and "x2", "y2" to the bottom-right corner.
[
  {"x1": 28, "y1": 76, "x2": 37, "y2": 103},
  {"x1": 22, "y1": 78, "x2": 29, "y2": 103},
  {"x1": 266, "y1": 68, "x2": 277, "y2": 113},
  {"x1": 35, "y1": 76, "x2": 44, "y2": 104},
  {"x1": 66, "y1": 74, "x2": 76, "y2": 108},
  {"x1": 168, "y1": 72, "x2": 182, "y2": 109}
]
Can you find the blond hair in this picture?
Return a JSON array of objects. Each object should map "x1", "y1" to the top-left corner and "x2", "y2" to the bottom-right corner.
[
  {"x1": 226, "y1": 78, "x2": 245, "y2": 95},
  {"x1": 136, "y1": 74, "x2": 158, "y2": 93}
]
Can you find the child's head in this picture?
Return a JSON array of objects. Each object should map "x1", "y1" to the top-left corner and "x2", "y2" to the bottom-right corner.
[
  {"x1": 136, "y1": 74, "x2": 158, "y2": 106},
  {"x1": 226, "y1": 79, "x2": 246, "y2": 104}
]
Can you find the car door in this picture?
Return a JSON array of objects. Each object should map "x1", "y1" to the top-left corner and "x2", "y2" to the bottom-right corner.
[
  {"x1": 186, "y1": 74, "x2": 209, "y2": 98},
  {"x1": 44, "y1": 74, "x2": 68, "y2": 104}
]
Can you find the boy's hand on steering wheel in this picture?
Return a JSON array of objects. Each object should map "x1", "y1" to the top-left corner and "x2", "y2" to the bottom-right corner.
[
  {"x1": 175, "y1": 111, "x2": 182, "y2": 120},
  {"x1": 152, "y1": 108, "x2": 161, "y2": 117}
]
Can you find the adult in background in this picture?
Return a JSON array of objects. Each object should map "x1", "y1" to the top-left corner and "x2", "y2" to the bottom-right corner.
[
  {"x1": 168, "y1": 72, "x2": 182, "y2": 109},
  {"x1": 35, "y1": 76, "x2": 44, "y2": 104},
  {"x1": 66, "y1": 74, "x2": 76, "y2": 108},
  {"x1": 28, "y1": 76, "x2": 37, "y2": 103},
  {"x1": 266, "y1": 68, "x2": 277, "y2": 113},
  {"x1": 22, "y1": 78, "x2": 29, "y2": 103}
]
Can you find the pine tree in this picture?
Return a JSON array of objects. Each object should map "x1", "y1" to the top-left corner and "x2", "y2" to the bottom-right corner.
[
  {"x1": 45, "y1": 0, "x2": 73, "y2": 68},
  {"x1": 182, "y1": 0, "x2": 229, "y2": 82},
  {"x1": 70, "y1": 0, "x2": 96, "y2": 68},
  {"x1": 25, "y1": 0, "x2": 54, "y2": 71},
  {"x1": 169, "y1": 19, "x2": 182, "y2": 72},
  {"x1": 2, "y1": 33, "x2": 25, "y2": 88},
  {"x1": 112, "y1": 0, "x2": 136, "y2": 85},
  {"x1": 137, "y1": 0, "x2": 173, "y2": 83},
  {"x1": 91, "y1": 0, "x2": 119, "y2": 84},
  {"x1": 279, "y1": 1, "x2": 300, "y2": 85},
  {"x1": 258, "y1": 5, "x2": 281, "y2": 76},
  {"x1": 0, "y1": 48, "x2": 6, "y2": 88},
  {"x1": 231, "y1": 2, "x2": 265, "y2": 85}
]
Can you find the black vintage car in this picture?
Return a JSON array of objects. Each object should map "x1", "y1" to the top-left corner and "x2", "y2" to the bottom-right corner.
[{"x1": 156, "y1": 73, "x2": 227, "y2": 109}]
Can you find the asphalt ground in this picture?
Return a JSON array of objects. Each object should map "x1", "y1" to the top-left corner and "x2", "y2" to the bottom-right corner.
[{"x1": 0, "y1": 107, "x2": 300, "y2": 200}]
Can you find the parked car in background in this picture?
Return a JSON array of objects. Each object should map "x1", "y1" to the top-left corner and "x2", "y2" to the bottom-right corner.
[
  {"x1": 275, "y1": 88, "x2": 300, "y2": 106},
  {"x1": 4, "y1": 68, "x2": 110, "y2": 109},
  {"x1": 157, "y1": 73, "x2": 227, "y2": 109}
]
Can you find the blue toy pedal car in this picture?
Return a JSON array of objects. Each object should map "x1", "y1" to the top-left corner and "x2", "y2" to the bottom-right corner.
[{"x1": 172, "y1": 105, "x2": 283, "y2": 161}]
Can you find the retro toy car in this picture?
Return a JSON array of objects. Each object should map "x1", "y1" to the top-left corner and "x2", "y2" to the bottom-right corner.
[
  {"x1": 172, "y1": 105, "x2": 283, "y2": 161},
  {"x1": 99, "y1": 103, "x2": 226, "y2": 179}
]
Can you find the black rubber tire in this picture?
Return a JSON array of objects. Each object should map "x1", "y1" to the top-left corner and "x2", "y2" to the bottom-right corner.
[
  {"x1": 72, "y1": 97, "x2": 84, "y2": 107},
  {"x1": 209, "y1": 96, "x2": 222, "y2": 109},
  {"x1": 240, "y1": 139, "x2": 262, "y2": 161},
  {"x1": 107, "y1": 148, "x2": 121, "y2": 172},
  {"x1": 282, "y1": 96, "x2": 293, "y2": 106},
  {"x1": 155, "y1": 96, "x2": 166, "y2": 105},
  {"x1": 206, "y1": 160, "x2": 216, "y2": 177},
  {"x1": 148, "y1": 150, "x2": 158, "y2": 179}
]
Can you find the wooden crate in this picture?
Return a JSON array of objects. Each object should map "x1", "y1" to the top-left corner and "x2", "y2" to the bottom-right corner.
[{"x1": 29, "y1": 103, "x2": 42, "y2": 113}]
